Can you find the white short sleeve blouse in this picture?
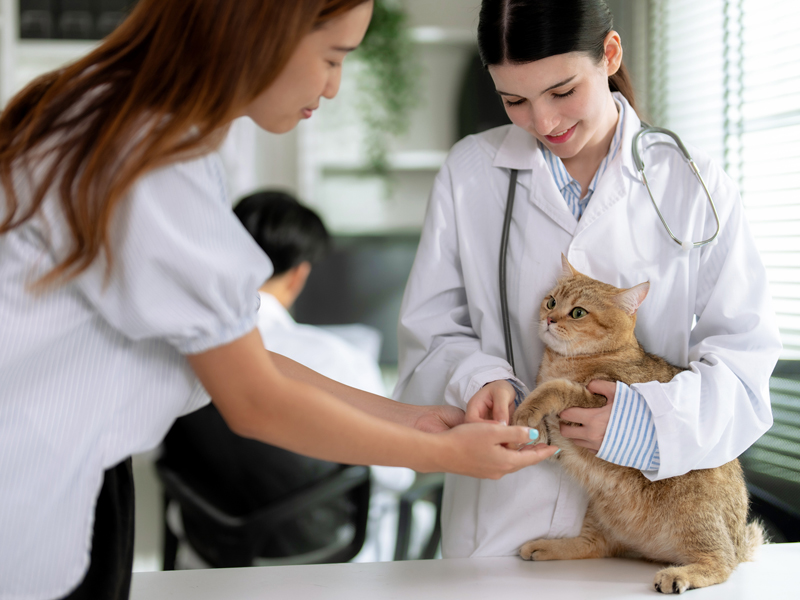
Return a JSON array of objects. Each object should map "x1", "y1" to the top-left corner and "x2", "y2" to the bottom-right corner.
[{"x1": 0, "y1": 152, "x2": 273, "y2": 600}]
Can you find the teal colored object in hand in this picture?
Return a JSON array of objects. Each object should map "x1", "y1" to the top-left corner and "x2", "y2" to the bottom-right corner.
[{"x1": 524, "y1": 429, "x2": 540, "y2": 445}]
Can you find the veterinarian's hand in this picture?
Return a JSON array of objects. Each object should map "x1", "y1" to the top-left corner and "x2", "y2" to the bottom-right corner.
[
  {"x1": 558, "y1": 380, "x2": 615, "y2": 452},
  {"x1": 465, "y1": 380, "x2": 517, "y2": 425},
  {"x1": 414, "y1": 404, "x2": 465, "y2": 433}
]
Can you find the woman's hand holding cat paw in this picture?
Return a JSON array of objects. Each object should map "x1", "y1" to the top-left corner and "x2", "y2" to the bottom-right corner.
[
  {"x1": 558, "y1": 380, "x2": 615, "y2": 452},
  {"x1": 465, "y1": 380, "x2": 517, "y2": 425},
  {"x1": 435, "y1": 423, "x2": 559, "y2": 479}
]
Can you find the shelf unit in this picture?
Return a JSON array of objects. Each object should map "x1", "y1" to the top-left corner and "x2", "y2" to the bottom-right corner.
[
  {"x1": 319, "y1": 150, "x2": 449, "y2": 174},
  {"x1": 0, "y1": 0, "x2": 16, "y2": 105},
  {"x1": 0, "y1": 1, "x2": 99, "y2": 106},
  {"x1": 297, "y1": 25, "x2": 478, "y2": 236}
]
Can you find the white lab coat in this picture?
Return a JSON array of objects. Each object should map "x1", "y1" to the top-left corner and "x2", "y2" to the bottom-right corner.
[{"x1": 394, "y1": 94, "x2": 782, "y2": 558}]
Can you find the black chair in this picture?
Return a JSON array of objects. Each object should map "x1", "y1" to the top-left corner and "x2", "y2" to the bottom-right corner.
[
  {"x1": 393, "y1": 472, "x2": 444, "y2": 561},
  {"x1": 741, "y1": 359, "x2": 800, "y2": 542},
  {"x1": 157, "y1": 458, "x2": 371, "y2": 569}
]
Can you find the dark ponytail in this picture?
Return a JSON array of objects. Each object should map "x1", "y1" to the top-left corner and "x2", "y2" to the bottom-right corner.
[
  {"x1": 609, "y1": 62, "x2": 636, "y2": 111},
  {"x1": 477, "y1": 0, "x2": 638, "y2": 112}
]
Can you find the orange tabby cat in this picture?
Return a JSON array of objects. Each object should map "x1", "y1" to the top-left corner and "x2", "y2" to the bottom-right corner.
[{"x1": 512, "y1": 255, "x2": 763, "y2": 595}]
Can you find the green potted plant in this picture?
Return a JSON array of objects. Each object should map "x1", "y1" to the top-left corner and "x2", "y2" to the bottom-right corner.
[{"x1": 354, "y1": 0, "x2": 421, "y2": 175}]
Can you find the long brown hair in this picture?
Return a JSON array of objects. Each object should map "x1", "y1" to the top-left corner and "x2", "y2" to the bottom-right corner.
[{"x1": 0, "y1": 0, "x2": 369, "y2": 285}]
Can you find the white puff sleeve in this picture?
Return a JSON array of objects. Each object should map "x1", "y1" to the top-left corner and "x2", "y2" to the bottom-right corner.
[{"x1": 71, "y1": 153, "x2": 273, "y2": 354}]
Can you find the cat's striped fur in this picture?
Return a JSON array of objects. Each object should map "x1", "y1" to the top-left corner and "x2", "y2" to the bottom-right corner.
[{"x1": 512, "y1": 255, "x2": 763, "y2": 594}]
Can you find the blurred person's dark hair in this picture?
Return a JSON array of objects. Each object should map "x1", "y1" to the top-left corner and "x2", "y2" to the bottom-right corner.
[{"x1": 234, "y1": 190, "x2": 331, "y2": 276}]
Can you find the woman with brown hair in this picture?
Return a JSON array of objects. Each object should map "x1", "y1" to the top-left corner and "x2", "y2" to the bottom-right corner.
[{"x1": 0, "y1": 1, "x2": 557, "y2": 599}]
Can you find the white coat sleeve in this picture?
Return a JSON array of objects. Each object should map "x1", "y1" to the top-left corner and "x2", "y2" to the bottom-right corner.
[
  {"x1": 636, "y1": 170, "x2": 782, "y2": 481},
  {"x1": 394, "y1": 161, "x2": 526, "y2": 409}
]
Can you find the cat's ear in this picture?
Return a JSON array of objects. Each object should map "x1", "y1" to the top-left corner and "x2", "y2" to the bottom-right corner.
[
  {"x1": 613, "y1": 282, "x2": 650, "y2": 315},
  {"x1": 560, "y1": 254, "x2": 579, "y2": 279}
]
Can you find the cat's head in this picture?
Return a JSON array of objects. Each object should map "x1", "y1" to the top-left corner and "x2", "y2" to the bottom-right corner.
[{"x1": 538, "y1": 255, "x2": 649, "y2": 357}]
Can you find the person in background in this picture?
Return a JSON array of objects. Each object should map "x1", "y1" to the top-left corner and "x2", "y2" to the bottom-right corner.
[
  {"x1": 240, "y1": 190, "x2": 386, "y2": 396},
  {"x1": 161, "y1": 190, "x2": 386, "y2": 565}
]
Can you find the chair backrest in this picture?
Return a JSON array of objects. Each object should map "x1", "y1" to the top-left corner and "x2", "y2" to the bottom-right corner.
[
  {"x1": 741, "y1": 359, "x2": 800, "y2": 541},
  {"x1": 394, "y1": 472, "x2": 444, "y2": 561},
  {"x1": 156, "y1": 459, "x2": 371, "y2": 568}
]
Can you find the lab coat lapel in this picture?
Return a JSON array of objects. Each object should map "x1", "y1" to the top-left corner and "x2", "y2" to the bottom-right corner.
[
  {"x1": 493, "y1": 125, "x2": 578, "y2": 236},
  {"x1": 574, "y1": 94, "x2": 643, "y2": 237},
  {"x1": 573, "y1": 160, "x2": 628, "y2": 237}
]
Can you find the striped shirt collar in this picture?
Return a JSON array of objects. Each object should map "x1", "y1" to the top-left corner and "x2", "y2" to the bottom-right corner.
[{"x1": 538, "y1": 97, "x2": 625, "y2": 220}]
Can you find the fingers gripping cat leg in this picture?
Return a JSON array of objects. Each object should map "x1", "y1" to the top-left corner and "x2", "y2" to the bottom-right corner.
[
  {"x1": 513, "y1": 379, "x2": 599, "y2": 431},
  {"x1": 653, "y1": 559, "x2": 736, "y2": 595},
  {"x1": 520, "y1": 510, "x2": 616, "y2": 561}
]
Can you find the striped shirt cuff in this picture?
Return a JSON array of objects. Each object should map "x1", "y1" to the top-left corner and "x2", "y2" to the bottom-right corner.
[
  {"x1": 597, "y1": 382, "x2": 660, "y2": 471},
  {"x1": 507, "y1": 379, "x2": 528, "y2": 407}
]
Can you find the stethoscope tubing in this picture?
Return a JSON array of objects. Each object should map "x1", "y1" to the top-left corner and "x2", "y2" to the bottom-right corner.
[
  {"x1": 499, "y1": 126, "x2": 722, "y2": 371},
  {"x1": 499, "y1": 168, "x2": 519, "y2": 374},
  {"x1": 633, "y1": 126, "x2": 721, "y2": 249}
]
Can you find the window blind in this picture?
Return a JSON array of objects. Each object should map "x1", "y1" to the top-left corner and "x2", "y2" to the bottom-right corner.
[{"x1": 650, "y1": 0, "x2": 800, "y2": 358}]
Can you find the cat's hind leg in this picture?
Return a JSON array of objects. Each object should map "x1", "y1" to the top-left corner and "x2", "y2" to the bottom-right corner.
[
  {"x1": 652, "y1": 498, "x2": 742, "y2": 593},
  {"x1": 520, "y1": 508, "x2": 620, "y2": 561},
  {"x1": 653, "y1": 558, "x2": 736, "y2": 595}
]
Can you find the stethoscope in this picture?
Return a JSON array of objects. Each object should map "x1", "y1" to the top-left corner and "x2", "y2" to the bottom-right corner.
[{"x1": 499, "y1": 125, "x2": 722, "y2": 373}]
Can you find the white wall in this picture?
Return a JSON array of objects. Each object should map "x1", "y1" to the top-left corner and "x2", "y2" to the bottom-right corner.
[{"x1": 403, "y1": 0, "x2": 481, "y2": 29}]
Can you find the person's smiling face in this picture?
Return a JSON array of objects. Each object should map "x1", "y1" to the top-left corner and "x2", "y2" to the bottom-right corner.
[
  {"x1": 243, "y1": 1, "x2": 373, "y2": 134},
  {"x1": 488, "y1": 32, "x2": 622, "y2": 165}
]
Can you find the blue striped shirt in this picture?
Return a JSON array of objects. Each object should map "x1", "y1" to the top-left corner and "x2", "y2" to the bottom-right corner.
[
  {"x1": 597, "y1": 383, "x2": 660, "y2": 470},
  {"x1": 538, "y1": 98, "x2": 625, "y2": 220},
  {"x1": 540, "y1": 98, "x2": 660, "y2": 472}
]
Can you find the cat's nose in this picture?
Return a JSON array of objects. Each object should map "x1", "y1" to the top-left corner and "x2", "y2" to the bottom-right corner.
[{"x1": 548, "y1": 317, "x2": 557, "y2": 325}]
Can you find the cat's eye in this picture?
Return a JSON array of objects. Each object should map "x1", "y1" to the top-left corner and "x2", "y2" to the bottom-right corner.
[
  {"x1": 570, "y1": 307, "x2": 588, "y2": 319},
  {"x1": 546, "y1": 297, "x2": 556, "y2": 310}
]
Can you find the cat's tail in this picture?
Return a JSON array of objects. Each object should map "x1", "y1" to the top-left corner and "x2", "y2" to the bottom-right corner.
[{"x1": 738, "y1": 520, "x2": 766, "y2": 562}]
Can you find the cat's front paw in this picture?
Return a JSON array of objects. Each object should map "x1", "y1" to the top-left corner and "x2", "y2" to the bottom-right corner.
[
  {"x1": 511, "y1": 400, "x2": 543, "y2": 428},
  {"x1": 511, "y1": 402, "x2": 548, "y2": 444},
  {"x1": 653, "y1": 568, "x2": 691, "y2": 595},
  {"x1": 519, "y1": 538, "x2": 562, "y2": 561}
]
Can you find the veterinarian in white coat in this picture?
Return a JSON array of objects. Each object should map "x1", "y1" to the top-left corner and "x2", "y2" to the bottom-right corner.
[{"x1": 395, "y1": 0, "x2": 782, "y2": 559}]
